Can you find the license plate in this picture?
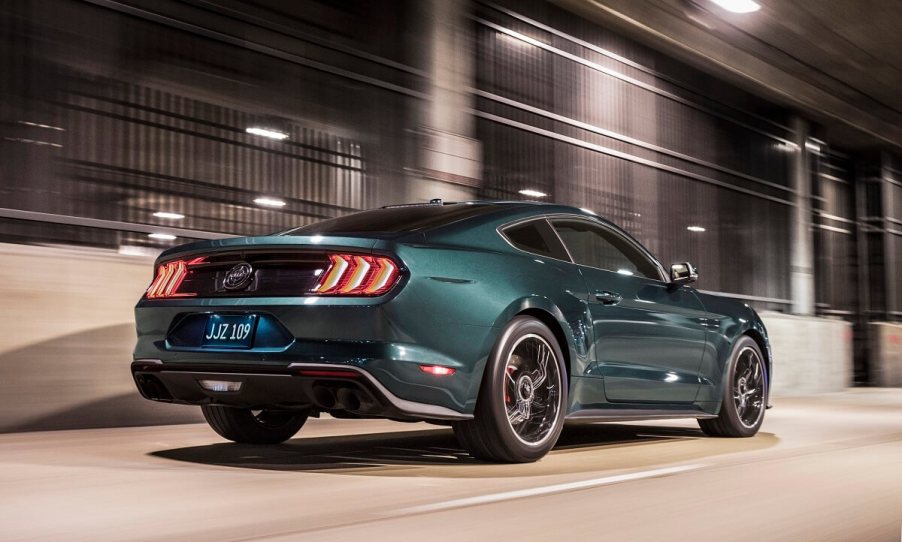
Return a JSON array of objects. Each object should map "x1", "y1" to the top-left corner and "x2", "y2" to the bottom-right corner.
[{"x1": 202, "y1": 314, "x2": 257, "y2": 349}]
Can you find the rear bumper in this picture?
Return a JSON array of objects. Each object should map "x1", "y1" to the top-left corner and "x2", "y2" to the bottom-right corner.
[
  {"x1": 131, "y1": 360, "x2": 472, "y2": 421},
  {"x1": 134, "y1": 300, "x2": 500, "y2": 414}
]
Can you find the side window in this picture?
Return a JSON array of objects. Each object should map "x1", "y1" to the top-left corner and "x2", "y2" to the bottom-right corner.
[
  {"x1": 503, "y1": 220, "x2": 568, "y2": 260},
  {"x1": 552, "y1": 220, "x2": 661, "y2": 279}
]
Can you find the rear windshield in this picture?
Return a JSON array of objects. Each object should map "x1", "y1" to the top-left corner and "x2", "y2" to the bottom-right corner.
[{"x1": 283, "y1": 204, "x2": 501, "y2": 234}]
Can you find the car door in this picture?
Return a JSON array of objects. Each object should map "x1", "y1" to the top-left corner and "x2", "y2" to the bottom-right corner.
[{"x1": 550, "y1": 218, "x2": 708, "y2": 404}]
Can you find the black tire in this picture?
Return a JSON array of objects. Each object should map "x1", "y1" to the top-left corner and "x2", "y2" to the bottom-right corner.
[
  {"x1": 201, "y1": 405, "x2": 308, "y2": 444},
  {"x1": 699, "y1": 336, "x2": 767, "y2": 438},
  {"x1": 453, "y1": 316, "x2": 568, "y2": 463}
]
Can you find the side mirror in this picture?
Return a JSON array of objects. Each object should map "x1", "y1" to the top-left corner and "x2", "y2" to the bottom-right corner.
[{"x1": 670, "y1": 262, "x2": 698, "y2": 286}]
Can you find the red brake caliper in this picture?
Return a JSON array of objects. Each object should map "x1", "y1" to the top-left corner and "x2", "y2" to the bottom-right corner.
[{"x1": 505, "y1": 366, "x2": 516, "y2": 403}]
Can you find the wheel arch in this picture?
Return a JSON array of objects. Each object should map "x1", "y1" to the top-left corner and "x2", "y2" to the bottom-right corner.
[
  {"x1": 516, "y1": 307, "x2": 572, "y2": 384},
  {"x1": 742, "y1": 328, "x2": 772, "y2": 398},
  {"x1": 490, "y1": 294, "x2": 587, "y2": 383}
]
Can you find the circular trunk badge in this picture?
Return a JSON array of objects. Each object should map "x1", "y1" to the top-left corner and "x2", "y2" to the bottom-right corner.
[{"x1": 223, "y1": 262, "x2": 254, "y2": 290}]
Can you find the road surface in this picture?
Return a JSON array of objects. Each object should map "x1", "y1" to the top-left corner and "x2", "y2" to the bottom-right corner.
[{"x1": 2, "y1": 390, "x2": 902, "y2": 541}]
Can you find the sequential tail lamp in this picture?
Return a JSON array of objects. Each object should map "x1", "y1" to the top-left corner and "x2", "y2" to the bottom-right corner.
[
  {"x1": 312, "y1": 254, "x2": 400, "y2": 296},
  {"x1": 145, "y1": 257, "x2": 206, "y2": 299},
  {"x1": 419, "y1": 365, "x2": 456, "y2": 376}
]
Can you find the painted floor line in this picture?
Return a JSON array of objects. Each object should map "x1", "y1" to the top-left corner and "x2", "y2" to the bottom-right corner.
[{"x1": 401, "y1": 463, "x2": 706, "y2": 514}]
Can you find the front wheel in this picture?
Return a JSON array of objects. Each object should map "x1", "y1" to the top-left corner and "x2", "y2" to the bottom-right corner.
[
  {"x1": 699, "y1": 336, "x2": 767, "y2": 437},
  {"x1": 453, "y1": 316, "x2": 567, "y2": 463},
  {"x1": 201, "y1": 405, "x2": 308, "y2": 444}
]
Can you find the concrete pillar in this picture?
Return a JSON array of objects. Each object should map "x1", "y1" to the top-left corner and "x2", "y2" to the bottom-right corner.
[
  {"x1": 789, "y1": 116, "x2": 815, "y2": 315},
  {"x1": 879, "y1": 152, "x2": 898, "y2": 320},
  {"x1": 409, "y1": 0, "x2": 481, "y2": 202}
]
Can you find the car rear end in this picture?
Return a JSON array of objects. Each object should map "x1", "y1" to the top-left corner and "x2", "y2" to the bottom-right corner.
[{"x1": 131, "y1": 204, "x2": 517, "y2": 422}]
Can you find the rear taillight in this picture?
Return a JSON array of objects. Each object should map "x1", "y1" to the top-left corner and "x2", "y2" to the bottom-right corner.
[
  {"x1": 145, "y1": 257, "x2": 205, "y2": 299},
  {"x1": 312, "y1": 254, "x2": 400, "y2": 296}
]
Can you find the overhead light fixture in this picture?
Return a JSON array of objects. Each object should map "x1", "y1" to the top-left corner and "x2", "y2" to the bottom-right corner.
[
  {"x1": 804, "y1": 140, "x2": 822, "y2": 153},
  {"x1": 776, "y1": 142, "x2": 799, "y2": 152},
  {"x1": 246, "y1": 127, "x2": 289, "y2": 140},
  {"x1": 497, "y1": 32, "x2": 537, "y2": 48},
  {"x1": 148, "y1": 233, "x2": 177, "y2": 240},
  {"x1": 18, "y1": 120, "x2": 65, "y2": 131},
  {"x1": 254, "y1": 197, "x2": 287, "y2": 207},
  {"x1": 709, "y1": 0, "x2": 761, "y2": 13},
  {"x1": 153, "y1": 211, "x2": 185, "y2": 220},
  {"x1": 687, "y1": 226, "x2": 706, "y2": 233},
  {"x1": 118, "y1": 245, "x2": 160, "y2": 257},
  {"x1": 518, "y1": 189, "x2": 548, "y2": 198}
]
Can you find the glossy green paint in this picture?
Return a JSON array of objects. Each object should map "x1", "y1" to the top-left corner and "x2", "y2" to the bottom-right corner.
[
  {"x1": 580, "y1": 267, "x2": 708, "y2": 404},
  {"x1": 133, "y1": 202, "x2": 772, "y2": 420}
]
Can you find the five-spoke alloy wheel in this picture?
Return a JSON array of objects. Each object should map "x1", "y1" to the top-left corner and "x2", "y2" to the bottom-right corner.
[
  {"x1": 699, "y1": 336, "x2": 767, "y2": 437},
  {"x1": 454, "y1": 316, "x2": 567, "y2": 463},
  {"x1": 503, "y1": 333, "x2": 561, "y2": 446}
]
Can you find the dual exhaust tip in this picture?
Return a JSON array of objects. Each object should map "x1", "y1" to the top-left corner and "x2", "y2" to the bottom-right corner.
[
  {"x1": 312, "y1": 385, "x2": 375, "y2": 414},
  {"x1": 194, "y1": 377, "x2": 377, "y2": 414}
]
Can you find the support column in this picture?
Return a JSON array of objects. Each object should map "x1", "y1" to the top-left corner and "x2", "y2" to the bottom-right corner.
[
  {"x1": 879, "y1": 152, "x2": 898, "y2": 320},
  {"x1": 409, "y1": 0, "x2": 481, "y2": 202},
  {"x1": 789, "y1": 116, "x2": 816, "y2": 315}
]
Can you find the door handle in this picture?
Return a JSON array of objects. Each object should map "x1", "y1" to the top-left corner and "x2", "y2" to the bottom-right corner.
[{"x1": 595, "y1": 290, "x2": 622, "y2": 305}]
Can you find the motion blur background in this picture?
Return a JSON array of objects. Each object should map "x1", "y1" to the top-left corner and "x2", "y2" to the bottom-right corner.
[{"x1": 0, "y1": 0, "x2": 900, "y2": 432}]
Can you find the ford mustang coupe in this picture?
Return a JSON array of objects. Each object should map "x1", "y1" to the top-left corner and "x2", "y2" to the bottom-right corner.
[{"x1": 132, "y1": 201, "x2": 771, "y2": 462}]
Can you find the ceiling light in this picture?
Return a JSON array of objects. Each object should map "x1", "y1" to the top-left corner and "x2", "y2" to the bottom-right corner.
[
  {"x1": 518, "y1": 189, "x2": 548, "y2": 198},
  {"x1": 775, "y1": 142, "x2": 799, "y2": 152},
  {"x1": 254, "y1": 197, "x2": 287, "y2": 207},
  {"x1": 153, "y1": 211, "x2": 185, "y2": 220},
  {"x1": 709, "y1": 0, "x2": 760, "y2": 13},
  {"x1": 804, "y1": 140, "x2": 821, "y2": 153},
  {"x1": 148, "y1": 233, "x2": 177, "y2": 240},
  {"x1": 118, "y1": 245, "x2": 160, "y2": 257},
  {"x1": 497, "y1": 32, "x2": 537, "y2": 48},
  {"x1": 687, "y1": 226, "x2": 706, "y2": 232},
  {"x1": 246, "y1": 127, "x2": 289, "y2": 140}
]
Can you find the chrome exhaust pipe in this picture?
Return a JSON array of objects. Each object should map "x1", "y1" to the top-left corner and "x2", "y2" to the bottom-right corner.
[
  {"x1": 312, "y1": 385, "x2": 338, "y2": 409},
  {"x1": 336, "y1": 388, "x2": 361, "y2": 412}
]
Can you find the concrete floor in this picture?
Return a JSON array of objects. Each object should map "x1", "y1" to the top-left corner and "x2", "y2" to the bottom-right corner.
[{"x1": 2, "y1": 390, "x2": 902, "y2": 542}]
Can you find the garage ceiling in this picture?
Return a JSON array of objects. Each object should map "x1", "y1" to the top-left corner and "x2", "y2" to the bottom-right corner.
[{"x1": 556, "y1": 0, "x2": 902, "y2": 152}]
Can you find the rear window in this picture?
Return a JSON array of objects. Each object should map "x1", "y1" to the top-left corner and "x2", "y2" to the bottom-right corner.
[{"x1": 283, "y1": 204, "x2": 500, "y2": 234}]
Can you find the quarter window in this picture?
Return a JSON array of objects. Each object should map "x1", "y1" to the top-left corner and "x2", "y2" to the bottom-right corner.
[
  {"x1": 552, "y1": 220, "x2": 660, "y2": 279},
  {"x1": 503, "y1": 220, "x2": 569, "y2": 260}
]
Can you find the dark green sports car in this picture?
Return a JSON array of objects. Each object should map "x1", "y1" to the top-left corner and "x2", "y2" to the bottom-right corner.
[{"x1": 132, "y1": 201, "x2": 772, "y2": 462}]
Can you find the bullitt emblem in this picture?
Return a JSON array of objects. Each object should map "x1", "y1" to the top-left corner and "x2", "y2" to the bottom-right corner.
[{"x1": 223, "y1": 262, "x2": 254, "y2": 290}]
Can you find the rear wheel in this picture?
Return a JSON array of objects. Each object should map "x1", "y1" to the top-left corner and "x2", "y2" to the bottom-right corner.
[
  {"x1": 453, "y1": 316, "x2": 567, "y2": 463},
  {"x1": 201, "y1": 405, "x2": 308, "y2": 444},
  {"x1": 699, "y1": 336, "x2": 767, "y2": 437}
]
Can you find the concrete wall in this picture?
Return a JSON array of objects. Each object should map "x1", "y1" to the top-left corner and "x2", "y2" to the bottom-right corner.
[
  {"x1": 759, "y1": 312, "x2": 853, "y2": 396},
  {"x1": 0, "y1": 243, "x2": 202, "y2": 432},
  {"x1": 871, "y1": 322, "x2": 902, "y2": 387}
]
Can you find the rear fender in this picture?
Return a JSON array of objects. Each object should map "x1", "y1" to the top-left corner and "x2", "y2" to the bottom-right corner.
[{"x1": 491, "y1": 295, "x2": 592, "y2": 387}]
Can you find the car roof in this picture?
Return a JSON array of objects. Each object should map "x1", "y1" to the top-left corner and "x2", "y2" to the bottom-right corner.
[
  {"x1": 281, "y1": 200, "x2": 607, "y2": 236},
  {"x1": 429, "y1": 201, "x2": 614, "y2": 229}
]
